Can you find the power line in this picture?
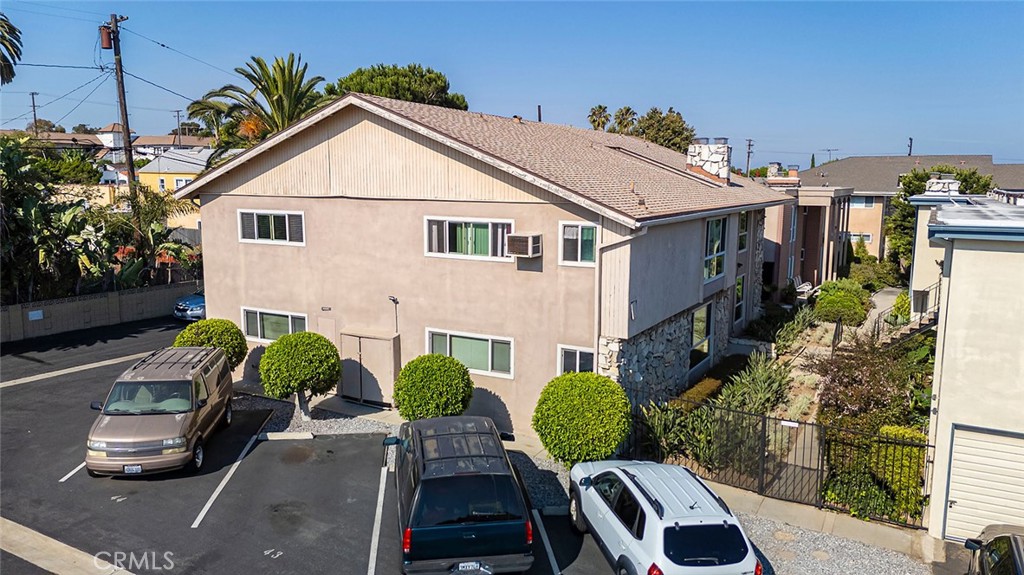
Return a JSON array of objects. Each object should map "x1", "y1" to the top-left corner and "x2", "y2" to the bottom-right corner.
[
  {"x1": 18, "y1": 1, "x2": 108, "y2": 18},
  {"x1": 120, "y1": 27, "x2": 240, "y2": 80},
  {"x1": 17, "y1": 62, "x2": 107, "y2": 70},
  {"x1": 122, "y1": 70, "x2": 196, "y2": 102},
  {"x1": 1, "y1": 72, "x2": 111, "y2": 126},
  {"x1": 53, "y1": 73, "x2": 113, "y2": 126},
  {"x1": 2, "y1": 6, "x2": 100, "y2": 24}
]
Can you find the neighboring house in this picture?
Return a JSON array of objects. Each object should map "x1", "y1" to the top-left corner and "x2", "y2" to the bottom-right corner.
[
  {"x1": 763, "y1": 162, "x2": 852, "y2": 290},
  {"x1": 918, "y1": 196, "x2": 1024, "y2": 541},
  {"x1": 799, "y1": 155, "x2": 1024, "y2": 261},
  {"x1": 133, "y1": 135, "x2": 213, "y2": 159},
  {"x1": 0, "y1": 129, "x2": 104, "y2": 157},
  {"x1": 94, "y1": 123, "x2": 135, "y2": 164},
  {"x1": 175, "y1": 93, "x2": 792, "y2": 434}
]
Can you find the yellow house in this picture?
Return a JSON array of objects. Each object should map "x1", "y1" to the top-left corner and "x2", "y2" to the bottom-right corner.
[{"x1": 137, "y1": 149, "x2": 217, "y2": 243}]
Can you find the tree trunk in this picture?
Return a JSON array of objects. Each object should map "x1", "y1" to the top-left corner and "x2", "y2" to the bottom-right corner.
[{"x1": 295, "y1": 392, "x2": 312, "y2": 422}]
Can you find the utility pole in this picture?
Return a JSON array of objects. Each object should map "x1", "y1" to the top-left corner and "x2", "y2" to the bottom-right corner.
[
  {"x1": 745, "y1": 139, "x2": 754, "y2": 176},
  {"x1": 29, "y1": 92, "x2": 39, "y2": 135},
  {"x1": 102, "y1": 13, "x2": 136, "y2": 184},
  {"x1": 907, "y1": 137, "x2": 914, "y2": 156},
  {"x1": 174, "y1": 109, "x2": 182, "y2": 145}
]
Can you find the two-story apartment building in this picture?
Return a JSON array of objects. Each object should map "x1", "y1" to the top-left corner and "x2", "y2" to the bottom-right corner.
[{"x1": 176, "y1": 93, "x2": 792, "y2": 434}]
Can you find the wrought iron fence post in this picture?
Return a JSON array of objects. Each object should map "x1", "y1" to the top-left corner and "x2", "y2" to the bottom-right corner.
[{"x1": 758, "y1": 413, "x2": 767, "y2": 495}]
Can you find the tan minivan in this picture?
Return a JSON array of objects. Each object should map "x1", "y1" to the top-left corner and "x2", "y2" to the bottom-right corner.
[{"x1": 85, "y1": 347, "x2": 233, "y2": 477}]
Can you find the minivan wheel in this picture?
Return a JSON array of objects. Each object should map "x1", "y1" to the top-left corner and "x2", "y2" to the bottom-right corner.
[
  {"x1": 189, "y1": 440, "x2": 204, "y2": 473},
  {"x1": 222, "y1": 401, "x2": 233, "y2": 428},
  {"x1": 569, "y1": 491, "x2": 587, "y2": 534}
]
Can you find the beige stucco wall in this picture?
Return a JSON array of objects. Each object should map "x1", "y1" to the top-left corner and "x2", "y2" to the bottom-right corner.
[
  {"x1": 848, "y1": 196, "x2": 886, "y2": 258},
  {"x1": 926, "y1": 238, "x2": 1024, "y2": 538},
  {"x1": 910, "y1": 206, "x2": 946, "y2": 306}
]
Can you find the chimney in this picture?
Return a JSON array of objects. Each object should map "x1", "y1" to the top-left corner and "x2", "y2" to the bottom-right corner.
[
  {"x1": 512, "y1": 115, "x2": 522, "y2": 124},
  {"x1": 686, "y1": 137, "x2": 731, "y2": 183},
  {"x1": 767, "y1": 162, "x2": 783, "y2": 178},
  {"x1": 925, "y1": 172, "x2": 960, "y2": 194},
  {"x1": 787, "y1": 164, "x2": 800, "y2": 177}
]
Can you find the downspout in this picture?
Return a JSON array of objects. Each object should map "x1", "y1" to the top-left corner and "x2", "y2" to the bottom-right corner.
[{"x1": 593, "y1": 222, "x2": 648, "y2": 372}]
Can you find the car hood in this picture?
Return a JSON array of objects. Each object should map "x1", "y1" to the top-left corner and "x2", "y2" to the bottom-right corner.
[
  {"x1": 176, "y1": 294, "x2": 205, "y2": 307},
  {"x1": 89, "y1": 412, "x2": 190, "y2": 443}
]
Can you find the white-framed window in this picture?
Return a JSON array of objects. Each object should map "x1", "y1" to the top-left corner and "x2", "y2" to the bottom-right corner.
[
  {"x1": 703, "y1": 217, "x2": 727, "y2": 281},
  {"x1": 558, "y1": 345, "x2": 594, "y2": 375},
  {"x1": 238, "y1": 210, "x2": 305, "y2": 245},
  {"x1": 559, "y1": 221, "x2": 597, "y2": 266},
  {"x1": 737, "y1": 211, "x2": 749, "y2": 252},
  {"x1": 787, "y1": 255, "x2": 795, "y2": 280},
  {"x1": 158, "y1": 178, "x2": 166, "y2": 192},
  {"x1": 851, "y1": 196, "x2": 875, "y2": 209},
  {"x1": 789, "y1": 206, "x2": 798, "y2": 243},
  {"x1": 427, "y1": 328, "x2": 513, "y2": 378},
  {"x1": 734, "y1": 275, "x2": 745, "y2": 322},
  {"x1": 242, "y1": 307, "x2": 307, "y2": 342},
  {"x1": 690, "y1": 303, "x2": 712, "y2": 369},
  {"x1": 174, "y1": 177, "x2": 193, "y2": 189},
  {"x1": 849, "y1": 233, "x2": 873, "y2": 244},
  {"x1": 424, "y1": 217, "x2": 513, "y2": 261}
]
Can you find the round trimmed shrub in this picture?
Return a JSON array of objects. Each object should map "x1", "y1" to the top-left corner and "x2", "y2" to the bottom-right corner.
[
  {"x1": 259, "y1": 332, "x2": 341, "y2": 399},
  {"x1": 173, "y1": 318, "x2": 247, "y2": 370},
  {"x1": 532, "y1": 372, "x2": 631, "y2": 467},
  {"x1": 393, "y1": 354, "x2": 473, "y2": 421},
  {"x1": 814, "y1": 290, "x2": 868, "y2": 325}
]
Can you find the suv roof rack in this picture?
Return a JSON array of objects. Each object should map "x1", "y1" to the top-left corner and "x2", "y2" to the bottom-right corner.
[{"x1": 622, "y1": 469, "x2": 665, "y2": 519}]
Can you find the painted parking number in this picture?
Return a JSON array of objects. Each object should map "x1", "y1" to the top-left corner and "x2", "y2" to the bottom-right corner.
[{"x1": 263, "y1": 549, "x2": 284, "y2": 559}]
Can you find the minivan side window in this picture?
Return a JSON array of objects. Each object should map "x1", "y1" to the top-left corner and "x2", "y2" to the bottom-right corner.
[
  {"x1": 984, "y1": 536, "x2": 1015, "y2": 575},
  {"x1": 216, "y1": 358, "x2": 230, "y2": 387},
  {"x1": 194, "y1": 376, "x2": 209, "y2": 404},
  {"x1": 594, "y1": 473, "x2": 623, "y2": 508}
]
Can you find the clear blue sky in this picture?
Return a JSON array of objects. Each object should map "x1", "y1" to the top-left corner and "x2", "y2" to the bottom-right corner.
[{"x1": 2, "y1": 1, "x2": 1022, "y2": 169}]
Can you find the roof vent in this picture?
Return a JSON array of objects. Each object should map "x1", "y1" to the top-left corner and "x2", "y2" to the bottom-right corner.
[{"x1": 512, "y1": 115, "x2": 522, "y2": 124}]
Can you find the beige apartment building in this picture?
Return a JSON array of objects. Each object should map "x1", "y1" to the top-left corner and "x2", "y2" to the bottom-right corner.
[
  {"x1": 918, "y1": 196, "x2": 1024, "y2": 541},
  {"x1": 176, "y1": 93, "x2": 791, "y2": 434}
]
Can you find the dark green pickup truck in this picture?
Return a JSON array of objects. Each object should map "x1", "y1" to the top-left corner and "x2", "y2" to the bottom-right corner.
[{"x1": 385, "y1": 416, "x2": 534, "y2": 575}]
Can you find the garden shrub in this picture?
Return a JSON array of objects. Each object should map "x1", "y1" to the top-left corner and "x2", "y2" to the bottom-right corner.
[
  {"x1": 532, "y1": 372, "x2": 631, "y2": 467},
  {"x1": 393, "y1": 354, "x2": 473, "y2": 421},
  {"x1": 892, "y1": 291, "x2": 911, "y2": 321},
  {"x1": 173, "y1": 318, "x2": 248, "y2": 370},
  {"x1": 774, "y1": 306, "x2": 816, "y2": 356},
  {"x1": 639, "y1": 402, "x2": 686, "y2": 462},
  {"x1": 717, "y1": 352, "x2": 793, "y2": 415},
  {"x1": 814, "y1": 289, "x2": 868, "y2": 325},
  {"x1": 823, "y1": 468, "x2": 896, "y2": 519},
  {"x1": 744, "y1": 302, "x2": 794, "y2": 341},
  {"x1": 672, "y1": 354, "x2": 749, "y2": 411},
  {"x1": 678, "y1": 404, "x2": 719, "y2": 469},
  {"x1": 259, "y1": 331, "x2": 341, "y2": 400},
  {"x1": 870, "y1": 426, "x2": 928, "y2": 518}
]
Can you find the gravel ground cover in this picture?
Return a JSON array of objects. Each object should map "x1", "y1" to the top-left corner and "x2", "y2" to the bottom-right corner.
[{"x1": 233, "y1": 393, "x2": 396, "y2": 435}]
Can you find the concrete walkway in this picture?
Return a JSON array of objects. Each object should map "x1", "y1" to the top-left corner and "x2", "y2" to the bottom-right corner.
[{"x1": 865, "y1": 286, "x2": 904, "y2": 330}]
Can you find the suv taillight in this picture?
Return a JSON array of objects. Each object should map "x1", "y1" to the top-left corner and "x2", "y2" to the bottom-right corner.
[
  {"x1": 526, "y1": 519, "x2": 533, "y2": 545},
  {"x1": 647, "y1": 564, "x2": 663, "y2": 575},
  {"x1": 755, "y1": 559, "x2": 763, "y2": 575},
  {"x1": 403, "y1": 527, "x2": 412, "y2": 554}
]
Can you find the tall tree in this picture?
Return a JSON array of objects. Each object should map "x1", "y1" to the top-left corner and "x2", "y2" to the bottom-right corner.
[
  {"x1": 0, "y1": 13, "x2": 22, "y2": 85},
  {"x1": 885, "y1": 164, "x2": 994, "y2": 269},
  {"x1": 632, "y1": 106, "x2": 695, "y2": 153},
  {"x1": 609, "y1": 106, "x2": 636, "y2": 135},
  {"x1": 588, "y1": 105, "x2": 610, "y2": 130},
  {"x1": 324, "y1": 63, "x2": 468, "y2": 110},
  {"x1": 72, "y1": 124, "x2": 98, "y2": 134},
  {"x1": 193, "y1": 54, "x2": 324, "y2": 143},
  {"x1": 810, "y1": 153, "x2": 816, "y2": 169},
  {"x1": 169, "y1": 121, "x2": 203, "y2": 136},
  {"x1": 27, "y1": 118, "x2": 65, "y2": 133}
]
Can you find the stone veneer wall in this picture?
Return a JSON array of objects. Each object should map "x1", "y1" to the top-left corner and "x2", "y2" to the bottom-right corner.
[
  {"x1": 598, "y1": 310, "x2": 692, "y2": 406},
  {"x1": 685, "y1": 143, "x2": 731, "y2": 181},
  {"x1": 711, "y1": 290, "x2": 732, "y2": 366},
  {"x1": 750, "y1": 210, "x2": 766, "y2": 321}
]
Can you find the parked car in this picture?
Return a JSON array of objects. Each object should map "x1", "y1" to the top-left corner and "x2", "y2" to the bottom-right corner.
[
  {"x1": 965, "y1": 525, "x2": 1024, "y2": 575},
  {"x1": 85, "y1": 347, "x2": 233, "y2": 477},
  {"x1": 383, "y1": 416, "x2": 533, "y2": 575},
  {"x1": 173, "y1": 289, "x2": 206, "y2": 321},
  {"x1": 569, "y1": 460, "x2": 762, "y2": 575}
]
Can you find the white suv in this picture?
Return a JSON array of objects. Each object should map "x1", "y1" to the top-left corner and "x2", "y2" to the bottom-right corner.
[{"x1": 569, "y1": 461, "x2": 762, "y2": 575}]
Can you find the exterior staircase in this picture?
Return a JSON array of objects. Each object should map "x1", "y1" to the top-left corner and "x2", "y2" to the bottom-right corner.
[
  {"x1": 879, "y1": 311, "x2": 939, "y2": 345},
  {"x1": 873, "y1": 281, "x2": 941, "y2": 346}
]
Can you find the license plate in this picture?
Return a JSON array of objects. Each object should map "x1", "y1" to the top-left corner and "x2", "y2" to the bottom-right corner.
[
  {"x1": 457, "y1": 562, "x2": 480, "y2": 572},
  {"x1": 123, "y1": 464, "x2": 143, "y2": 474}
]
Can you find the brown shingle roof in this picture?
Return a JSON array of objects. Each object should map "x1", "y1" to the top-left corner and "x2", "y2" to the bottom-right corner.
[
  {"x1": 798, "y1": 155, "x2": 997, "y2": 192},
  {"x1": 132, "y1": 135, "x2": 213, "y2": 147},
  {"x1": 993, "y1": 164, "x2": 1024, "y2": 191},
  {"x1": 355, "y1": 94, "x2": 786, "y2": 221},
  {"x1": 0, "y1": 129, "x2": 102, "y2": 146}
]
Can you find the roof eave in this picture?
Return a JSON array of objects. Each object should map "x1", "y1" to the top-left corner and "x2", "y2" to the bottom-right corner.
[{"x1": 637, "y1": 196, "x2": 795, "y2": 227}]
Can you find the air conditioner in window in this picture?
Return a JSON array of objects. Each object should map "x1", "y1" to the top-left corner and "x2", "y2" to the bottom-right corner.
[{"x1": 505, "y1": 234, "x2": 542, "y2": 258}]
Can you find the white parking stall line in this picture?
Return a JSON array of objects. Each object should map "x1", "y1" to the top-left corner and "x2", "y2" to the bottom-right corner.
[
  {"x1": 366, "y1": 449, "x2": 390, "y2": 575},
  {"x1": 532, "y1": 509, "x2": 560, "y2": 575},
  {"x1": 190, "y1": 412, "x2": 271, "y2": 529},
  {"x1": 58, "y1": 461, "x2": 86, "y2": 483},
  {"x1": 1, "y1": 352, "x2": 152, "y2": 389}
]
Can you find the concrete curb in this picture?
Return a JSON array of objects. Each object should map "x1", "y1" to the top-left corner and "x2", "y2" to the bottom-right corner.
[{"x1": 258, "y1": 431, "x2": 314, "y2": 441}]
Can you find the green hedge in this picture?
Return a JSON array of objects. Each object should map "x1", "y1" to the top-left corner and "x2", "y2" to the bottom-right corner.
[
  {"x1": 814, "y1": 290, "x2": 868, "y2": 325},
  {"x1": 259, "y1": 332, "x2": 341, "y2": 399},
  {"x1": 393, "y1": 354, "x2": 473, "y2": 421},
  {"x1": 671, "y1": 354, "x2": 749, "y2": 412},
  {"x1": 893, "y1": 291, "x2": 911, "y2": 320},
  {"x1": 870, "y1": 425, "x2": 928, "y2": 518},
  {"x1": 532, "y1": 372, "x2": 631, "y2": 467},
  {"x1": 173, "y1": 318, "x2": 248, "y2": 370}
]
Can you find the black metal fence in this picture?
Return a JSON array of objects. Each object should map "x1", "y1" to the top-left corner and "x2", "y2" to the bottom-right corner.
[{"x1": 624, "y1": 394, "x2": 933, "y2": 529}]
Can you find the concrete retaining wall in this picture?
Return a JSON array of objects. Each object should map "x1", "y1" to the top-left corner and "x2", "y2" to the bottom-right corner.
[{"x1": 1, "y1": 282, "x2": 200, "y2": 343}]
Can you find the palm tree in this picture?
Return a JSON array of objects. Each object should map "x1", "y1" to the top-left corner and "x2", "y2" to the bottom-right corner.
[
  {"x1": 588, "y1": 105, "x2": 610, "y2": 131},
  {"x1": 1, "y1": 13, "x2": 23, "y2": 85},
  {"x1": 195, "y1": 54, "x2": 324, "y2": 140},
  {"x1": 611, "y1": 106, "x2": 637, "y2": 135},
  {"x1": 186, "y1": 98, "x2": 229, "y2": 143}
]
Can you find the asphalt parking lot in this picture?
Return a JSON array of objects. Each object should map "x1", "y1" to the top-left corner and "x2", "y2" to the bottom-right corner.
[{"x1": 0, "y1": 319, "x2": 615, "y2": 575}]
